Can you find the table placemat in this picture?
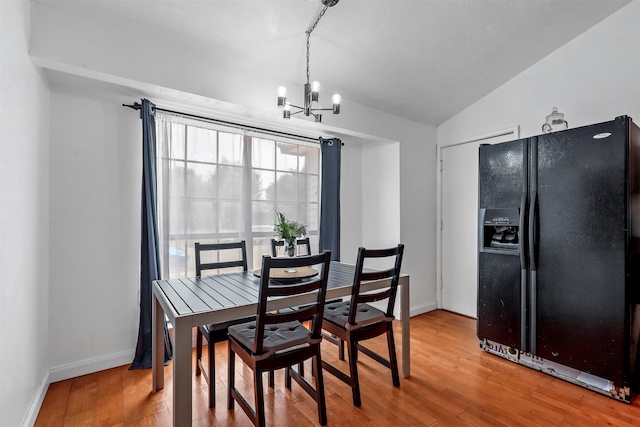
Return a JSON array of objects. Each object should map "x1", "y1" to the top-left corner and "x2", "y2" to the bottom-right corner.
[{"x1": 252, "y1": 266, "x2": 318, "y2": 280}]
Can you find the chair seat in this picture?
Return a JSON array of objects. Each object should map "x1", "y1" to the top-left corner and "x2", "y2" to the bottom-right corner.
[
  {"x1": 200, "y1": 315, "x2": 256, "y2": 344},
  {"x1": 229, "y1": 320, "x2": 315, "y2": 361},
  {"x1": 203, "y1": 316, "x2": 256, "y2": 333},
  {"x1": 324, "y1": 301, "x2": 393, "y2": 331},
  {"x1": 279, "y1": 298, "x2": 342, "y2": 316}
]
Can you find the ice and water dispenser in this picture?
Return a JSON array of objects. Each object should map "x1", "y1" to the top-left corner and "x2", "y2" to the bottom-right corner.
[{"x1": 479, "y1": 208, "x2": 520, "y2": 253}]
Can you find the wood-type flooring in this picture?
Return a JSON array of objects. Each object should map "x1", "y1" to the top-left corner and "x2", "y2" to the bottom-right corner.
[{"x1": 35, "y1": 310, "x2": 640, "y2": 426}]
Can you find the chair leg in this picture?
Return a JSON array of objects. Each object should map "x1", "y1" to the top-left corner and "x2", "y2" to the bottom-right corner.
[
  {"x1": 195, "y1": 328, "x2": 203, "y2": 376},
  {"x1": 285, "y1": 366, "x2": 292, "y2": 389},
  {"x1": 255, "y1": 369, "x2": 266, "y2": 427},
  {"x1": 313, "y1": 350, "x2": 328, "y2": 425},
  {"x1": 298, "y1": 361, "x2": 305, "y2": 377},
  {"x1": 347, "y1": 339, "x2": 361, "y2": 407},
  {"x1": 387, "y1": 329, "x2": 400, "y2": 387},
  {"x1": 269, "y1": 370, "x2": 275, "y2": 388},
  {"x1": 208, "y1": 335, "x2": 215, "y2": 408},
  {"x1": 227, "y1": 344, "x2": 235, "y2": 410},
  {"x1": 339, "y1": 338, "x2": 345, "y2": 361}
]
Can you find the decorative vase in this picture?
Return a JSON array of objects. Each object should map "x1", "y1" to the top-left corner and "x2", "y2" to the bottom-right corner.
[
  {"x1": 284, "y1": 241, "x2": 296, "y2": 257},
  {"x1": 542, "y1": 107, "x2": 568, "y2": 133},
  {"x1": 284, "y1": 240, "x2": 297, "y2": 272}
]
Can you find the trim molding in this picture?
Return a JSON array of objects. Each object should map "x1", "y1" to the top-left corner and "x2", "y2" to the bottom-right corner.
[
  {"x1": 23, "y1": 351, "x2": 135, "y2": 426},
  {"x1": 22, "y1": 370, "x2": 50, "y2": 427},
  {"x1": 48, "y1": 350, "x2": 135, "y2": 383},
  {"x1": 410, "y1": 302, "x2": 437, "y2": 317}
]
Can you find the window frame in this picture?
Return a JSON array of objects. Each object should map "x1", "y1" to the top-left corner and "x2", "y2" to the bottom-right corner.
[{"x1": 156, "y1": 113, "x2": 321, "y2": 277}]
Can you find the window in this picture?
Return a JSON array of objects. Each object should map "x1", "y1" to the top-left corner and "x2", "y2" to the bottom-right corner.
[{"x1": 156, "y1": 113, "x2": 320, "y2": 278}]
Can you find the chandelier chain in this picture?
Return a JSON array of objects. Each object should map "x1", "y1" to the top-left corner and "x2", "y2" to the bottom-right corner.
[
  {"x1": 278, "y1": 1, "x2": 340, "y2": 122},
  {"x1": 305, "y1": 5, "x2": 329, "y2": 84}
]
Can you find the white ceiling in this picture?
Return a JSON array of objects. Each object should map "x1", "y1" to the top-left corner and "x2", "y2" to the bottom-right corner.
[{"x1": 36, "y1": 0, "x2": 630, "y2": 126}]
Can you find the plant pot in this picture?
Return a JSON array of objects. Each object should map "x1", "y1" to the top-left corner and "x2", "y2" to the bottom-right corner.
[{"x1": 284, "y1": 240, "x2": 297, "y2": 272}]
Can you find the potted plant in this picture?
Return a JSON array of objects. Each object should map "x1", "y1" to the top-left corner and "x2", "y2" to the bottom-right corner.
[{"x1": 273, "y1": 211, "x2": 307, "y2": 257}]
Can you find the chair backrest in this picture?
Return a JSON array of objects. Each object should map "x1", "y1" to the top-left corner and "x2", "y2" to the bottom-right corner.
[
  {"x1": 270, "y1": 237, "x2": 312, "y2": 257},
  {"x1": 348, "y1": 244, "x2": 405, "y2": 324},
  {"x1": 194, "y1": 241, "x2": 248, "y2": 277},
  {"x1": 253, "y1": 251, "x2": 331, "y2": 356}
]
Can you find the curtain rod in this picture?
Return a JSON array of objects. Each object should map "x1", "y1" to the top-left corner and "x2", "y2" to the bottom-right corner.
[{"x1": 123, "y1": 101, "x2": 325, "y2": 144}]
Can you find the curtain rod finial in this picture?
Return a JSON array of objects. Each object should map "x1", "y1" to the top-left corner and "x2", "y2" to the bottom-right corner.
[{"x1": 122, "y1": 102, "x2": 142, "y2": 111}]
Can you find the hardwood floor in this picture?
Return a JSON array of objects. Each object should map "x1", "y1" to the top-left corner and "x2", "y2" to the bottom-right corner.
[{"x1": 35, "y1": 310, "x2": 640, "y2": 426}]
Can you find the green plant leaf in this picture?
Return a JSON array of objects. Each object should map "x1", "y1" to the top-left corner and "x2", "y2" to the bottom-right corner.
[{"x1": 273, "y1": 211, "x2": 307, "y2": 244}]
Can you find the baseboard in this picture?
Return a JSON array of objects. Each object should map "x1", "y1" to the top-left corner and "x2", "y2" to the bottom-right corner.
[
  {"x1": 22, "y1": 370, "x2": 50, "y2": 427},
  {"x1": 23, "y1": 350, "x2": 137, "y2": 425},
  {"x1": 48, "y1": 349, "x2": 135, "y2": 383},
  {"x1": 410, "y1": 302, "x2": 438, "y2": 317}
]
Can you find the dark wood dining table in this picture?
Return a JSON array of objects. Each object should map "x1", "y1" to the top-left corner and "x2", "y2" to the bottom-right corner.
[{"x1": 152, "y1": 261, "x2": 410, "y2": 426}]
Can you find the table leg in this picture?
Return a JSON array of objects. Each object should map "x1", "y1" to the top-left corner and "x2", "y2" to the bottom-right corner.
[
  {"x1": 172, "y1": 318, "x2": 193, "y2": 426},
  {"x1": 400, "y1": 277, "x2": 410, "y2": 378},
  {"x1": 152, "y1": 295, "x2": 164, "y2": 392}
]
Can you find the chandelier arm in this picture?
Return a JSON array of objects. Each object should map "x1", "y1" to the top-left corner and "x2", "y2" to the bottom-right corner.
[{"x1": 310, "y1": 108, "x2": 335, "y2": 112}]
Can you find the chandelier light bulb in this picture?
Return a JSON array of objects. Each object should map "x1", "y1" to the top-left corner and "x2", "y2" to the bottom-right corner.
[
  {"x1": 332, "y1": 94, "x2": 341, "y2": 114},
  {"x1": 277, "y1": 86, "x2": 287, "y2": 107},
  {"x1": 311, "y1": 81, "x2": 321, "y2": 93}
]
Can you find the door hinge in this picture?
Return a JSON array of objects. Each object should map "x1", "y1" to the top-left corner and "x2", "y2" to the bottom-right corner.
[
  {"x1": 440, "y1": 159, "x2": 443, "y2": 171},
  {"x1": 440, "y1": 219, "x2": 443, "y2": 230}
]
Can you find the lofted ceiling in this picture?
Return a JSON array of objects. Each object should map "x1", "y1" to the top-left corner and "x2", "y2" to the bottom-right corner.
[{"x1": 35, "y1": 0, "x2": 630, "y2": 126}]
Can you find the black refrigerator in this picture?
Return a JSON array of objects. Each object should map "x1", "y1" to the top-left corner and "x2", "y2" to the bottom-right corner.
[{"x1": 477, "y1": 115, "x2": 640, "y2": 402}]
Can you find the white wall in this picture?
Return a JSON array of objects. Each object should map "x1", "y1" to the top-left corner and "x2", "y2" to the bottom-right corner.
[
  {"x1": 28, "y1": 0, "x2": 438, "y2": 393},
  {"x1": 328, "y1": 102, "x2": 438, "y2": 315},
  {"x1": 0, "y1": 1, "x2": 50, "y2": 425},
  {"x1": 48, "y1": 85, "x2": 141, "y2": 376},
  {"x1": 438, "y1": 0, "x2": 640, "y2": 146},
  {"x1": 361, "y1": 141, "x2": 401, "y2": 251},
  {"x1": 436, "y1": 0, "x2": 639, "y2": 317},
  {"x1": 339, "y1": 142, "x2": 363, "y2": 263}
]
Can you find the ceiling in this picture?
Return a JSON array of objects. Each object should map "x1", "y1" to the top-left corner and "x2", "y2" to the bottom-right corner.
[{"x1": 36, "y1": 0, "x2": 630, "y2": 126}]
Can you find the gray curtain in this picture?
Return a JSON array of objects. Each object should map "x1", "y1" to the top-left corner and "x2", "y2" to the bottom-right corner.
[
  {"x1": 319, "y1": 137, "x2": 342, "y2": 261},
  {"x1": 130, "y1": 99, "x2": 173, "y2": 369}
]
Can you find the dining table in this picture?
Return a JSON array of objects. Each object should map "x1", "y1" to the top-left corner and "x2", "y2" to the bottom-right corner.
[{"x1": 152, "y1": 260, "x2": 410, "y2": 426}]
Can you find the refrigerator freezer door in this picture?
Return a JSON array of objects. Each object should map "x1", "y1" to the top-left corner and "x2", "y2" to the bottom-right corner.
[
  {"x1": 533, "y1": 119, "x2": 628, "y2": 386},
  {"x1": 478, "y1": 139, "x2": 528, "y2": 349}
]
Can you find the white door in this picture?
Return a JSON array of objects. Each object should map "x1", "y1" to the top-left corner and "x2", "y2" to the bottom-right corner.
[{"x1": 440, "y1": 129, "x2": 517, "y2": 318}]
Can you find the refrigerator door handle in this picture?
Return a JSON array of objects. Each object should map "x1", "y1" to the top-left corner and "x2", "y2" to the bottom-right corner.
[
  {"x1": 529, "y1": 189, "x2": 538, "y2": 354},
  {"x1": 528, "y1": 191, "x2": 538, "y2": 271},
  {"x1": 519, "y1": 192, "x2": 527, "y2": 270},
  {"x1": 519, "y1": 191, "x2": 528, "y2": 350}
]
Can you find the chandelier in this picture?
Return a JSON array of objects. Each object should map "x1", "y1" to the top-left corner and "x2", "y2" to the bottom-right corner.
[{"x1": 277, "y1": 0, "x2": 341, "y2": 122}]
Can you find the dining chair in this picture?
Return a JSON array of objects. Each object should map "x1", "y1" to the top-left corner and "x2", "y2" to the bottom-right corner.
[
  {"x1": 227, "y1": 251, "x2": 331, "y2": 427},
  {"x1": 271, "y1": 236, "x2": 342, "y2": 375},
  {"x1": 270, "y1": 237, "x2": 312, "y2": 257},
  {"x1": 321, "y1": 244, "x2": 405, "y2": 407},
  {"x1": 194, "y1": 241, "x2": 257, "y2": 408},
  {"x1": 270, "y1": 237, "x2": 314, "y2": 375}
]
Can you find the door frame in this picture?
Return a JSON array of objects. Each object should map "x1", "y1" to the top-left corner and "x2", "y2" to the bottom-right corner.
[{"x1": 436, "y1": 126, "x2": 519, "y2": 313}]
